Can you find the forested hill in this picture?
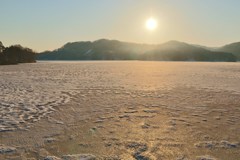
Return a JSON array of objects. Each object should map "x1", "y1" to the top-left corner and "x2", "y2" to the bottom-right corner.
[
  {"x1": 217, "y1": 42, "x2": 240, "y2": 61},
  {"x1": 37, "y1": 39, "x2": 237, "y2": 62}
]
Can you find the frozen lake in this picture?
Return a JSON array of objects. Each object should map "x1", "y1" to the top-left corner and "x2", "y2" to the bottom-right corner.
[{"x1": 0, "y1": 61, "x2": 240, "y2": 132}]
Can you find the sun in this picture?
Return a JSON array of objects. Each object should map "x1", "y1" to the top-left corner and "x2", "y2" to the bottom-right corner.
[{"x1": 146, "y1": 18, "x2": 157, "y2": 31}]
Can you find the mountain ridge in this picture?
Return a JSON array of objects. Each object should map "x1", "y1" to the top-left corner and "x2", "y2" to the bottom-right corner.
[
  {"x1": 37, "y1": 39, "x2": 239, "y2": 62},
  {"x1": 217, "y1": 42, "x2": 240, "y2": 60}
]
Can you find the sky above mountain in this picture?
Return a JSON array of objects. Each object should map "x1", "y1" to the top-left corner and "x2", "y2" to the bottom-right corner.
[{"x1": 1, "y1": 0, "x2": 240, "y2": 52}]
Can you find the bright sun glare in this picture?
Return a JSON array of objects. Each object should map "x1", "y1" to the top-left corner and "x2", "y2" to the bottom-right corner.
[{"x1": 146, "y1": 18, "x2": 157, "y2": 31}]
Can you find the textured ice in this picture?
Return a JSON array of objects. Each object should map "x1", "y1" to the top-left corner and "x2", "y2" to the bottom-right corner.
[{"x1": 0, "y1": 61, "x2": 240, "y2": 132}]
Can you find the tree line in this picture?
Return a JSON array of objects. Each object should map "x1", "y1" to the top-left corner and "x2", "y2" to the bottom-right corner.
[{"x1": 0, "y1": 41, "x2": 36, "y2": 65}]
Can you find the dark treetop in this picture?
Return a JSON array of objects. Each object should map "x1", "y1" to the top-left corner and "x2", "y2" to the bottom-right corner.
[{"x1": 0, "y1": 42, "x2": 36, "y2": 65}]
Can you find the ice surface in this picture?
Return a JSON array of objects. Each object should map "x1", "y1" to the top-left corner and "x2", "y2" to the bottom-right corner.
[{"x1": 0, "y1": 61, "x2": 240, "y2": 132}]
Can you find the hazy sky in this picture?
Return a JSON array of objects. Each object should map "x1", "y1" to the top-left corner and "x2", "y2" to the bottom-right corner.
[{"x1": 1, "y1": 0, "x2": 240, "y2": 52}]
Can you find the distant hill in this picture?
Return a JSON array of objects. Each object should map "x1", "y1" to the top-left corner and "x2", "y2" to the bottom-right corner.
[
  {"x1": 37, "y1": 39, "x2": 237, "y2": 62},
  {"x1": 38, "y1": 39, "x2": 155, "y2": 60},
  {"x1": 191, "y1": 44, "x2": 218, "y2": 51},
  {"x1": 217, "y1": 42, "x2": 240, "y2": 60},
  {"x1": 0, "y1": 42, "x2": 36, "y2": 65},
  {"x1": 141, "y1": 41, "x2": 236, "y2": 61}
]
